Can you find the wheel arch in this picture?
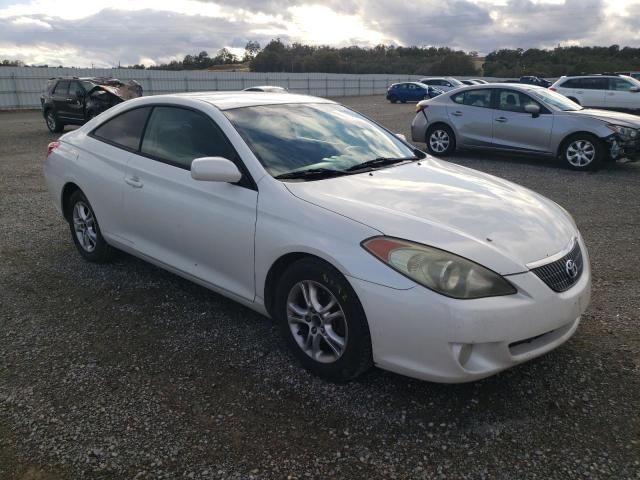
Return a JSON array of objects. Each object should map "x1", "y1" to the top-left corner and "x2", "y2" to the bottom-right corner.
[
  {"x1": 556, "y1": 130, "x2": 603, "y2": 158},
  {"x1": 61, "y1": 182, "x2": 82, "y2": 221},
  {"x1": 425, "y1": 121, "x2": 455, "y2": 142},
  {"x1": 263, "y1": 252, "x2": 345, "y2": 318}
]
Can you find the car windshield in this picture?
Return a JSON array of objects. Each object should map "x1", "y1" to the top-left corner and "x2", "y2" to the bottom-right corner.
[
  {"x1": 529, "y1": 89, "x2": 583, "y2": 111},
  {"x1": 224, "y1": 103, "x2": 417, "y2": 178}
]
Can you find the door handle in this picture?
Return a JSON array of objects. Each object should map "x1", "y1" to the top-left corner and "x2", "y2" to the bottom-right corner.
[
  {"x1": 451, "y1": 111, "x2": 463, "y2": 116},
  {"x1": 495, "y1": 117, "x2": 508, "y2": 123},
  {"x1": 124, "y1": 176, "x2": 143, "y2": 188},
  {"x1": 66, "y1": 98, "x2": 74, "y2": 102}
]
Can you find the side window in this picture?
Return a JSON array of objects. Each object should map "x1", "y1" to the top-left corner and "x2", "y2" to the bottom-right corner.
[
  {"x1": 497, "y1": 90, "x2": 541, "y2": 113},
  {"x1": 53, "y1": 80, "x2": 69, "y2": 95},
  {"x1": 140, "y1": 106, "x2": 235, "y2": 169},
  {"x1": 92, "y1": 107, "x2": 151, "y2": 151},
  {"x1": 452, "y1": 89, "x2": 492, "y2": 108},
  {"x1": 581, "y1": 78, "x2": 608, "y2": 90},
  {"x1": 443, "y1": 81, "x2": 452, "y2": 87},
  {"x1": 69, "y1": 81, "x2": 84, "y2": 98},
  {"x1": 609, "y1": 78, "x2": 633, "y2": 91}
]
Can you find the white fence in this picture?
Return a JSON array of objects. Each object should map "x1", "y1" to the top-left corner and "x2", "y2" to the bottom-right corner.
[
  {"x1": 0, "y1": 67, "x2": 512, "y2": 110},
  {"x1": 0, "y1": 67, "x2": 433, "y2": 109}
]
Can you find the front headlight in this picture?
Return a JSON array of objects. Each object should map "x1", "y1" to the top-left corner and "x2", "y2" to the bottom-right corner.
[
  {"x1": 362, "y1": 237, "x2": 516, "y2": 299},
  {"x1": 607, "y1": 124, "x2": 638, "y2": 139}
]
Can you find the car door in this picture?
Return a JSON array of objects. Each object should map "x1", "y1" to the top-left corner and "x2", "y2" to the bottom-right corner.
[
  {"x1": 574, "y1": 78, "x2": 607, "y2": 107},
  {"x1": 51, "y1": 80, "x2": 73, "y2": 119},
  {"x1": 447, "y1": 88, "x2": 494, "y2": 147},
  {"x1": 84, "y1": 106, "x2": 153, "y2": 240},
  {"x1": 66, "y1": 81, "x2": 87, "y2": 121},
  {"x1": 491, "y1": 89, "x2": 554, "y2": 153},
  {"x1": 606, "y1": 77, "x2": 640, "y2": 109},
  {"x1": 123, "y1": 105, "x2": 258, "y2": 301},
  {"x1": 407, "y1": 84, "x2": 421, "y2": 101}
]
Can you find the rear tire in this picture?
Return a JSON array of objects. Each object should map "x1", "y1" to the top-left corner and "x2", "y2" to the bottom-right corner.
[
  {"x1": 274, "y1": 258, "x2": 372, "y2": 382},
  {"x1": 66, "y1": 190, "x2": 114, "y2": 262},
  {"x1": 560, "y1": 133, "x2": 603, "y2": 171},
  {"x1": 425, "y1": 124, "x2": 456, "y2": 156},
  {"x1": 45, "y1": 110, "x2": 64, "y2": 133}
]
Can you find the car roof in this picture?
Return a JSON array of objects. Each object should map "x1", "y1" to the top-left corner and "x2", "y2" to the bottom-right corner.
[
  {"x1": 451, "y1": 83, "x2": 546, "y2": 91},
  {"x1": 151, "y1": 91, "x2": 336, "y2": 110}
]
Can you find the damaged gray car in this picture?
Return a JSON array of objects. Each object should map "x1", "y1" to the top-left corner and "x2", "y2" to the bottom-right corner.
[
  {"x1": 40, "y1": 77, "x2": 142, "y2": 133},
  {"x1": 411, "y1": 83, "x2": 640, "y2": 170}
]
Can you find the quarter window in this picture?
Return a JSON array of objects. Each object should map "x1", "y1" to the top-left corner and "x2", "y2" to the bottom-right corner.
[
  {"x1": 140, "y1": 106, "x2": 235, "y2": 169},
  {"x1": 92, "y1": 107, "x2": 151, "y2": 151},
  {"x1": 452, "y1": 89, "x2": 493, "y2": 108}
]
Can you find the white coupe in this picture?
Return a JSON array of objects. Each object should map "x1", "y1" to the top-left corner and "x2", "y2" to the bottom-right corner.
[{"x1": 44, "y1": 92, "x2": 591, "y2": 383}]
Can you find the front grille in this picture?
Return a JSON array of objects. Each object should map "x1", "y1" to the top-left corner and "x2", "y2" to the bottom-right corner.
[{"x1": 531, "y1": 241, "x2": 583, "y2": 292}]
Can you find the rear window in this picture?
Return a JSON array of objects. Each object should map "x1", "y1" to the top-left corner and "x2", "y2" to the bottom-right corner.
[
  {"x1": 452, "y1": 89, "x2": 493, "y2": 108},
  {"x1": 92, "y1": 107, "x2": 151, "y2": 151}
]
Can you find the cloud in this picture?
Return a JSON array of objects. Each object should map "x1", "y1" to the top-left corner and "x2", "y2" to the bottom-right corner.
[{"x1": 0, "y1": 0, "x2": 639, "y2": 67}]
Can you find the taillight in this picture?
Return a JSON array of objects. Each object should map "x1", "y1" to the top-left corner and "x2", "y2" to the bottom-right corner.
[
  {"x1": 47, "y1": 141, "x2": 60, "y2": 157},
  {"x1": 548, "y1": 87, "x2": 557, "y2": 91}
]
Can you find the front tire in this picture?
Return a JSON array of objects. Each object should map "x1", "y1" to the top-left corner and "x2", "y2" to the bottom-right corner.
[
  {"x1": 560, "y1": 133, "x2": 603, "y2": 171},
  {"x1": 66, "y1": 190, "x2": 113, "y2": 262},
  {"x1": 426, "y1": 124, "x2": 456, "y2": 156},
  {"x1": 45, "y1": 110, "x2": 64, "y2": 133},
  {"x1": 388, "y1": 95, "x2": 398, "y2": 104},
  {"x1": 274, "y1": 258, "x2": 372, "y2": 382}
]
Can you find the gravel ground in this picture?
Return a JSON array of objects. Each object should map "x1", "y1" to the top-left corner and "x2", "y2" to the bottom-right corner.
[{"x1": 1, "y1": 98, "x2": 639, "y2": 480}]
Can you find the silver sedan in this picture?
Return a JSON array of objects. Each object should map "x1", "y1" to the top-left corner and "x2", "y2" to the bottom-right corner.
[{"x1": 411, "y1": 84, "x2": 640, "y2": 170}]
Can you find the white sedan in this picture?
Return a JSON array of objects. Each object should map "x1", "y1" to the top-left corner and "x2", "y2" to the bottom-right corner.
[{"x1": 44, "y1": 92, "x2": 591, "y2": 383}]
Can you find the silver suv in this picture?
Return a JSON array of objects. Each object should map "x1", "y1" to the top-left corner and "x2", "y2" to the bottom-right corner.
[
  {"x1": 411, "y1": 83, "x2": 640, "y2": 170},
  {"x1": 550, "y1": 74, "x2": 640, "y2": 111}
]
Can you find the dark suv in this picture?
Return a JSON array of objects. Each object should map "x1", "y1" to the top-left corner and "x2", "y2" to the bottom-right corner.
[{"x1": 40, "y1": 77, "x2": 142, "y2": 133}]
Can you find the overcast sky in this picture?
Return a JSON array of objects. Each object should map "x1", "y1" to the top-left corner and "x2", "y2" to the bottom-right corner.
[{"x1": 0, "y1": 0, "x2": 639, "y2": 67}]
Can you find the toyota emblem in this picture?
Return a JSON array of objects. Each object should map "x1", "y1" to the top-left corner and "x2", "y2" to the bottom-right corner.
[{"x1": 565, "y1": 259, "x2": 579, "y2": 279}]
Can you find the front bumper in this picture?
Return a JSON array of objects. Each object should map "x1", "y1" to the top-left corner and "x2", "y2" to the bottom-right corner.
[
  {"x1": 606, "y1": 134, "x2": 640, "y2": 161},
  {"x1": 348, "y1": 240, "x2": 592, "y2": 383}
]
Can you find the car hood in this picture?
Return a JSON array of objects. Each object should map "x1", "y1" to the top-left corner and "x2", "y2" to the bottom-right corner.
[
  {"x1": 568, "y1": 108, "x2": 640, "y2": 127},
  {"x1": 284, "y1": 158, "x2": 577, "y2": 275}
]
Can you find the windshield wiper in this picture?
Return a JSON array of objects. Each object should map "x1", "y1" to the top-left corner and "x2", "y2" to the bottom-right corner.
[
  {"x1": 275, "y1": 168, "x2": 348, "y2": 180},
  {"x1": 345, "y1": 156, "x2": 418, "y2": 172}
]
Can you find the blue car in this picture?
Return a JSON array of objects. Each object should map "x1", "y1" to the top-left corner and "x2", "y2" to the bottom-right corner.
[{"x1": 386, "y1": 82, "x2": 443, "y2": 103}]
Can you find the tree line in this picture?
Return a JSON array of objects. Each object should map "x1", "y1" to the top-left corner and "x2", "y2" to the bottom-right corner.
[
  {"x1": 484, "y1": 45, "x2": 640, "y2": 77},
  {"x1": 3, "y1": 43, "x2": 640, "y2": 76}
]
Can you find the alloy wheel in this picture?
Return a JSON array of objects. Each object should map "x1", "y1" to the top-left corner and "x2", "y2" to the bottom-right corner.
[
  {"x1": 566, "y1": 140, "x2": 595, "y2": 167},
  {"x1": 72, "y1": 201, "x2": 98, "y2": 253},
  {"x1": 429, "y1": 129, "x2": 450, "y2": 153},
  {"x1": 286, "y1": 280, "x2": 348, "y2": 363}
]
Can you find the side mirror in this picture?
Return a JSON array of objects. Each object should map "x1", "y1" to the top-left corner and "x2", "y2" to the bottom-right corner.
[
  {"x1": 191, "y1": 157, "x2": 242, "y2": 183},
  {"x1": 395, "y1": 133, "x2": 407, "y2": 141},
  {"x1": 630, "y1": 86, "x2": 640, "y2": 92},
  {"x1": 525, "y1": 103, "x2": 540, "y2": 118}
]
